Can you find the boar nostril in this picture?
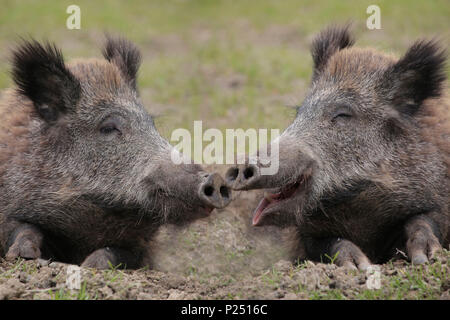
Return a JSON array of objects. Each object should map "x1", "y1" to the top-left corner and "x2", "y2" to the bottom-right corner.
[
  {"x1": 204, "y1": 185, "x2": 214, "y2": 197},
  {"x1": 243, "y1": 167, "x2": 254, "y2": 179},
  {"x1": 226, "y1": 167, "x2": 239, "y2": 182},
  {"x1": 199, "y1": 173, "x2": 232, "y2": 208},
  {"x1": 220, "y1": 186, "x2": 229, "y2": 199}
]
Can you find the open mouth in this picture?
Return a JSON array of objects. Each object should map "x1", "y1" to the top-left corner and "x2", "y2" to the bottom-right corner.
[
  {"x1": 252, "y1": 176, "x2": 307, "y2": 226},
  {"x1": 199, "y1": 206, "x2": 215, "y2": 216}
]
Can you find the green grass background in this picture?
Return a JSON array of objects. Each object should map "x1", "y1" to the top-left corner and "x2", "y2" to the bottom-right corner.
[
  {"x1": 1, "y1": 0, "x2": 449, "y2": 139},
  {"x1": 0, "y1": 1, "x2": 449, "y2": 300}
]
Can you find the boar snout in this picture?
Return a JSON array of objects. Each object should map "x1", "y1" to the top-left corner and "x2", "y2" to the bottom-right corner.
[
  {"x1": 198, "y1": 173, "x2": 231, "y2": 209},
  {"x1": 225, "y1": 164, "x2": 262, "y2": 190}
]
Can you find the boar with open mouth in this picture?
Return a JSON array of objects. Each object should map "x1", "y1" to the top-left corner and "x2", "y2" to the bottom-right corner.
[{"x1": 227, "y1": 25, "x2": 449, "y2": 270}]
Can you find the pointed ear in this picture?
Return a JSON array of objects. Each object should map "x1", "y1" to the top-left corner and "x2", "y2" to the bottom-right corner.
[
  {"x1": 380, "y1": 39, "x2": 446, "y2": 116},
  {"x1": 102, "y1": 35, "x2": 142, "y2": 91},
  {"x1": 11, "y1": 40, "x2": 80, "y2": 123},
  {"x1": 311, "y1": 24, "x2": 354, "y2": 80}
]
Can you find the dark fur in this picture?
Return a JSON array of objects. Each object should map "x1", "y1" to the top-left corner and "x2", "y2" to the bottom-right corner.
[
  {"x1": 11, "y1": 40, "x2": 80, "y2": 122},
  {"x1": 311, "y1": 24, "x2": 354, "y2": 80},
  {"x1": 102, "y1": 35, "x2": 141, "y2": 90},
  {"x1": 300, "y1": 28, "x2": 449, "y2": 265},
  {"x1": 227, "y1": 25, "x2": 449, "y2": 268},
  {"x1": 0, "y1": 37, "x2": 230, "y2": 269},
  {"x1": 380, "y1": 39, "x2": 447, "y2": 115}
]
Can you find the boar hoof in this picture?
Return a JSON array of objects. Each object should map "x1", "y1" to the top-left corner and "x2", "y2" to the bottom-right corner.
[
  {"x1": 6, "y1": 239, "x2": 41, "y2": 261},
  {"x1": 81, "y1": 248, "x2": 118, "y2": 269},
  {"x1": 331, "y1": 239, "x2": 371, "y2": 271},
  {"x1": 411, "y1": 254, "x2": 428, "y2": 265},
  {"x1": 407, "y1": 230, "x2": 441, "y2": 265}
]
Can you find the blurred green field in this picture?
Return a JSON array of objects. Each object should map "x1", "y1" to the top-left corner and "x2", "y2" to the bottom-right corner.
[
  {"x1": 1, "y1": 0, "x2": 449, "y2": 139},
  {"x1": 0, "y1": 1, "x2": 449, "y2": 300}
]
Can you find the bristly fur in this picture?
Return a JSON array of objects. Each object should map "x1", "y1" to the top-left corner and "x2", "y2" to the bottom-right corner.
[
  {"x1": 102, "y1": 35, "x2": 142, "y2": 91},
  {"x1": 311, "y1": 24, "x2": 354, "y2": 80},
  {"x1": 227, "y1": 24, "x2": 449, "y2": 266},
  {"x1": 11, "y1": 39, "x2": 80, "y2": 122},
  {"x1": 381, "y1": 39, "x2": 447, "y2": 115},
  {"x1": 1, "y1": 36, "x2": 226, "y2": 268}
]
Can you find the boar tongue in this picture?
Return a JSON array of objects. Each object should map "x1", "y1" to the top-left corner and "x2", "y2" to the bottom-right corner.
[
  {"x1": 252, "y1": 182, "x2": 300, "y2": 226},
  {"x1": 252, "y1": 197, "x2": 271, "y2": 226}
]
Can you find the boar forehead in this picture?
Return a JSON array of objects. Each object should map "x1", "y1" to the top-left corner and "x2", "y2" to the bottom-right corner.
[
  {"x1": 69, "y1": 59, "x2": 123, "y2": 91},
  {"x1": 323, "y1": 48, "x2": 394, "y2": 81},
  {"x1": 67, "y1": 59, "x2": 158, "y2": 131},
  {"x1": 294, "y1": 48, "x2": 398, "y2": 125},
  {"x1": 69, "y1": 59, "x2": 143, "y2": 110}
]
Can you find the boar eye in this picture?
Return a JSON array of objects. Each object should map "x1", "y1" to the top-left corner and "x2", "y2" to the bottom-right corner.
[
  {"x1": 100, "y1": 125, "x2": 119, "y2": 134},
  {"x1": 331, "y1": 106, "x2": 353, "y2": 122},
  {"x1": 99, "y1": 118, "x2": 122, "y2": 135}
]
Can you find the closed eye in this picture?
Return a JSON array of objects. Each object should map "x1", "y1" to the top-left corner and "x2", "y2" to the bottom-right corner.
[
  {"x1": 100, "y1": 124, "x2": 120, "y2": 134},
  {"x1": 99, "y1": 117, "x2": 123, "y2": 136},
  {"x1": 333, "y1": 113, "x2": 352, "y2": 120},
  {"x1": 331, "y1": 106, "x2": 353, "y2": 122}
]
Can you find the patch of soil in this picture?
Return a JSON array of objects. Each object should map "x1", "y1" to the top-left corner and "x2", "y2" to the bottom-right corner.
[
  {"x1": 1, "y1": 249, "x2": 448, "y2": 300},
  {"x1": 1, "y1": 170, "x2": 449, "y2": 300}
]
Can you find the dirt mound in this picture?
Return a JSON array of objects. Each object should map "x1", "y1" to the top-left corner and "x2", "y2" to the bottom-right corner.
[
  {"x1": 0, "y1": 249, "x2": 448, "y2": 300},
  {"x1": 1, "y1": 175, "x2": 449, "y2": 300}
]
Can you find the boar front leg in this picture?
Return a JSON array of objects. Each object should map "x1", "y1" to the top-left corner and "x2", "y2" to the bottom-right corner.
[
  {"x1": 305, "y1": 237, "x2": 371, "y2": 270},
  {"x1": 405, "y1": 214, "x2": 442, "y2": 265},
  {"x1": 5, "y1": 223, "x2": 43, "y2": 261},
  {"x1": 81, "y1": 247, "x2": 142, "y2": 269}
]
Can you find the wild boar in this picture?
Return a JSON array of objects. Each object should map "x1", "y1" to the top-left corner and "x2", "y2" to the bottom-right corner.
[
  {"x1": 0, "y1": 37, "x2": 231, "y2": 269},
  {"x1": 226, "y1": 25, "x2": 449, "y2": 269}
]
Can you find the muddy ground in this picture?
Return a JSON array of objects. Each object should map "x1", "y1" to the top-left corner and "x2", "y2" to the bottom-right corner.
[
  {"x1": 0, "y1": 247, "x2": 449, "y2": 300},
  {"x1": 1, "y1": 1, "x2": 449, "y2": 301},
  {"x1": 1, "y1": 180, "x2": 449, "y2": 300}
]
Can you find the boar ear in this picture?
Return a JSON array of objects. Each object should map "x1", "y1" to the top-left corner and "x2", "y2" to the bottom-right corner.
[
  {"x1": 311, "y1": 24, "x2": 354, "y2": 80},
  {"x1": 11, "y1": 39, "x2": 80, "y2": 123},
  {"x1": 381, "y1": 39, "x2": 446, "y2": 115},
  {"x1": 102, "y1": 35, "x2": 142, "y2": 91}
]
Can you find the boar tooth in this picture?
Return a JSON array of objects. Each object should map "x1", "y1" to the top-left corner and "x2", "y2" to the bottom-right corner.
[{"x1": 264, "y1": 192, "x2": 276, "y2": 203}]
